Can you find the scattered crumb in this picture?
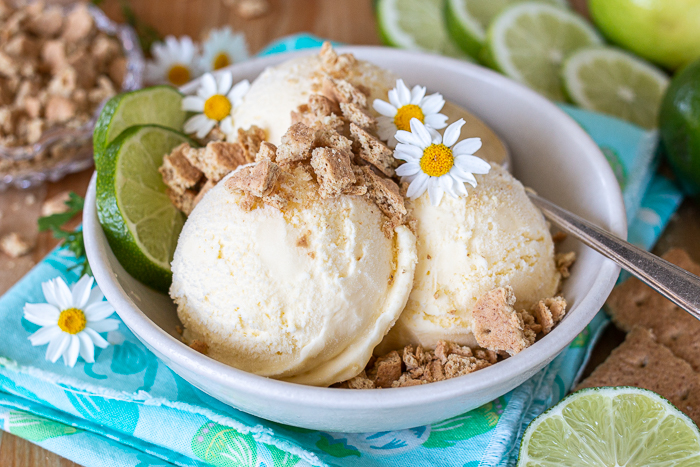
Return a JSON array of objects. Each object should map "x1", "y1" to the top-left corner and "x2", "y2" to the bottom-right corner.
[
  {"x1": 166, "y1": 188, "x2": 197, "y2": 216},
  {"x1": 159, "y1": 143, "x2": 203, "y2": 195},
  {"x1": 552, "y1": 231, "x2": 567, "y2": 243},
  {"x1": 233, "y1": 0, "x2": 270, "y2": 19},
  {"x1": 41, "y1": 190, "x2": 71, "y2": 216},
  {"x1": 310, "y1": 147, "x2": 355, "y2": 198},
  {"x1": 529, "y1": 296, "x2": 567, "y2": 335},
  {"x1": 555, "y1": 251, "x2": 576, "y2": 278},
  {"x1": 189, "y1": 339, "x2": 209, "y2": 355},
  {"x1": 319, "y1": 41, "x2": 356, "y2": 78},
  {"x1": 341, "y1": 102, "x2": 376, "y2": 132},
  {"x1": 321, "y1": 77, "x2": 367, "y2": 108},
  {"x1": 237, "y1": 125, "x2": 266, "y2": 162},
  {"x1": 175, "y1": 325, "x2": 183, "y2": 335},
  {"x1": 225, "y1": 160, "x2": 281, "y2": 198},
  {"x1": 350, "y1": 123, "x2": 395, "y2": 176},
  {"x1": 255, "y1": 141, "x2": 277, "y2": 163},
  {"x1": 276, "y1": 122, "x2": 315, "y2": 164},
  {"x1": 472, "y1": 286, "x2": 531, "y2": 356},
  {"x1": 0, "y1": 232, "x2": 32, "y2": 258}
]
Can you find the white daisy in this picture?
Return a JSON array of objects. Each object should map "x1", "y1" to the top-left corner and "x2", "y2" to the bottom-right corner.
[
  {"x1": 373, "y1": 79, "x2": 449, "y2": 148},
  {"x1": 395, "y1": 118, "x2": 491, "y2": 206},
  {"x1": 24, "y1": 276, "x2": 119, "y2": 367},
  {"x1": 145, "y1": 35, "x2": 200, "y2": 86},
  {"x1": 200, "y1": 26, "x2": 249, "y2": 72},
  {"x1": 182, "y1": 72, "x2": 250, "y2": 139}
]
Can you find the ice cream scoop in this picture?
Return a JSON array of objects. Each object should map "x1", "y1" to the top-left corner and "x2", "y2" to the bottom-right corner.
[
  {"x1": 376, "y1": 164, "x2": 560, "y2": 353},
  {"x1": 170, "y1": 166, "x2": 417, "y2": 387}
]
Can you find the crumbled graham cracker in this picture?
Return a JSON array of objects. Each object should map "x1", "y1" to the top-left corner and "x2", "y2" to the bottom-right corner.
[
  {"x1": 239, "y1": 193, "x2": 257, "y2": 211},
  {"x1": 225, "y1": 160, "x2": 281, "y2": 198},
  {"x1": 313, "y1": 123, "x2": 353, "y2": 153},
  {"x1": 319, "y1": 41, "x2": 357, "y2": 78},
  {"x1": 342, "y1": 185, "x2": 367, "y2": 196},
  {"x1": 472, "y1": 286, "x2": 531, "y2": 356},
  {"x1": 233, "y1": 0, "x2": 270, "y2": 19},
  {"x1": 255, "y1": 141, "x2": 277, "y2": 163},
  {"x1": 341, "y1": 102, "x2": 377, "y2": 132},
  {"x1": 184, "y1": 141, "x2": 247, "y2": 182},
  {"x1": 189, "y1": 339, "x2": 208, "y2": 355},
  {"x1": 369, "y1": 350, "x2": 402, "y2": 388},
  {"x1": 310, "y1": 147, "x2": 355, "y2": 198},
  {"x1": 606, "y1": 248, "x2": 700, "y2": 373},
  {"x1": 0, "y1": 232, "x2": 32, "y2": 258},
  {"x1": 350, "y1": 123, "x2": 395, "y2": 177},
  {"x1": 336, "y1": 371, "x2": 375, "y2": 389},
  {"x1": 529, "y1": 296, "x2": 567, "y2": 335},
  {"x1": 237, "y1": 125, "x2": 266, "y2": 162},
  {"x1": 552, "y1": 231, "x2": 567, "y2": 243},
  {"x1": 291, "y1": 94, "x2": 343, "y2": 129},
  {"x1": 555, "y1": 251, "x2": 576, "y2": 278},
  {"x1": 192, "y1": 179, "x2": 215, "y2": 207},
  {"x1": 262, "y1": 193, "x2": 287, "y2": 210},
  {"x1": 276, "y1": 122, "x2": 315, "y2": 164},
  {"x1": 322, "y1": 77, "x2": 367, "y2": 108},
  {"x1": 166, "y1": 188, "x2": 197, "y2": 216},
  {"x1": 354, "y1": 165, "x2": 406, "y2": 225},
  {"x1": 576, "y1": 327, "x2": 700, "y2": 425},
  {"x1": 159, "y1": 143, "x2": 203, "y2": 195}
]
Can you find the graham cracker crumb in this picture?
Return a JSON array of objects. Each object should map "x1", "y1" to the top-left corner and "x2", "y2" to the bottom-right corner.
[
  {"x1": 319, "y1": 41, "x2": 357, "y2": 78},
  {"x1": 262, "y1": 193, "x2": 288, "y2": 210},
  {"x1": 472, "y1": 286, "x2": 531, "y2": 356},
  {"x1": 577, "y1": 327, "x2": 700, "y2": 425},
  {"x1": 354, "y1": 165, "x2": 406, "y2": 224},
  {"x1": 350, "y1": 123, "x2": 395, "y2": 177},
  {"x1": 175, "y1": 325, "x2": 183, "y2": 335},
  {"x1": 313, "y1": 123, "x2": 352, "y2": 153},
  {"x1": 189, "y1": 339, "x2": 208, "y2": 355},
  {"x1": 41, "y1": 190, "x2": 70, "y2": 216},
  {"x1": 341, "y1": 102, "x2": 376, "y2": 132},
  {"x1": 555, "y1": 251, "x2": 576, "y2": 278},
  {"x1": 310, "y1": 147, "x2": 355, "y2": 198},
  {"x1": 336, "y1": 371, "x2": 375, "y2": 389},
  {"x1": 369, "y1": 350, "x2": 402, "y2": 388},
  {"x1": 239, "y1": 193, "x2": 256, "y2": 211},
  {"x1": 322, "y1": 77, "x2": 367, "y2": 108},
  {"x1": 233, "y1": 0, "x2": 270, "y2": 19},
  {"x1": 255, "y1": 141, "x2": 277, "y2": 163},
  {"x1": 224, "y1": 160, "x2": 281, "y2": 198},
  {"x1": 166, "y1": 188, "x2": 197, "y2": 216},
  {"x1": 159, "y1": 143, "x2": 203, "y2": 195},
  {"x1": 276, "y1": 122, "x2": 315, "y2": 164},
  {"x1": 552, "y1": 231, "x2": 567, "y2": 243},
  {"x1": 0, "y1": 232, "x2": 32, "y2": 258},
  {"x1": 192, "y1": 179, "x2": 215, "y2": 207},
  {"x1": 529, "y1": 296, "x2": 567, "y2": 335},
  {"x1": 237, "y1": 125, "x2": 266, "y2": 162},
  {"x1": 184, "y1": 141, "x2": 247, "y2": 182}
]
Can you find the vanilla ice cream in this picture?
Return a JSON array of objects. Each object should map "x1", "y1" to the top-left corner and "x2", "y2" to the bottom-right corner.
[
  {"x1": 376, "y1": 164, "x2": 560, "y2": 353},
  {"x1": 171, "y1": 166, "x2": 417, "y2": 387}
]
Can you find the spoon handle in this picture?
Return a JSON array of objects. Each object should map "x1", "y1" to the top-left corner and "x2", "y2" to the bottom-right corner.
[{"x1": 528, "y1": 193, "x2": 700, "y2": 320}]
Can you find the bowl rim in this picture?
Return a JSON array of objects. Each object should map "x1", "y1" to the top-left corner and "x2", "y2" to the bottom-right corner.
[{"x1": 85, "y1": 46, "x2": 626, "y2": 413}]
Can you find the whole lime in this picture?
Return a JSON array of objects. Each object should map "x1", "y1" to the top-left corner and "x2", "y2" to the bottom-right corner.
[
  {"x1": 589, "y1": 0, "x2": 700, "y2": 70},
  {"x1": 660, "y1": 58, "x2": 700, "y2": 199}
]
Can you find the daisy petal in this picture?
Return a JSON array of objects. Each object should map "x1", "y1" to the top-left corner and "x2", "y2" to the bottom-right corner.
[
  {"x1": 406, "y1": 172, "x2": 430, "y2": 199},
  {"x1": 200, "y1": 73, "x2": 217, "y2": 98},
  {"x1": 184, "y1": 114, "x2": 209, "y2": 134},
  {"x1": 24, "y1": 303, "x2": 59, "y2": 322},
  {"x1": 77, "y1": 332, "x2": 95, "y2": 363},
  {"x1": 87, "y1": 319, "x2": 120, "y2": 333},
  {"x1": 388, "y1": 88, "x2": 401, "y2": 109},
  {"x1": 410, "y1": 119, "x2": 433, "y2": 147},
  {"x1": 53, "y1": 278, "x2": 73, "y2": 310},
  {"x1": 182, "y1": 96, "x2": 205, "y2": 112},
  {"x1": 28, "y1": 325, "x2": 61, "y2": 346},
  {"x1": 85, "y1": 285, "x2": 104, "y2": 308},
  {"x1": 377, "y1": 117, "x2": 396, "y2": 141},
  {"x1": 217, "y1": 72, "x2": 233, "y2": 95},
  {"x1": 453, "y1": 175, "x2": 469, "y2": 196},
  {"x1": 71, "y1": 275, "x2": 93, "y2": 309},
  {"x1": 394, "y1": 143, "x2": 423, "y2": 160},
  {"x1": 396, "y1": 162, "x2": 421, "y2": 177},
  {"x1": 396, "y1": 79, "x2": 411, "y2": 106},
  {"x1": 84, "y1": 328, "x2": 109, "y2": 349},
  {"x1": 394, "y1": 129, "x2": 423, "y2": 147},
  {"x1": 65, "y1": 335, "x2": 80, "y2": 367},
  {"x1": 424, "y1": 113, "x2": 448, "y2": 130},
  {"x1": 47, "y1": 333, "x2": 70, "y2": 363},
  {"x1": 84, "y1": 301, "x2": 115, "y2": 322},
  {"x1": 452, "y1": 137, "x2": 483, "y2": 156},
  {"x1": 410, "y1": 85, "x2": 427, "y2": 105},
  {"x1": 420, "y1": 93, "x2": 445, "y2": 115},
  {"x1": 443, "y1": 119, "x2": 466, "y2": 148},
  {"x1": 455, "y1": 155, "x2": 492, "y2": 174},
  {"x1": 428, "y1": 178, "x2": 445, "y2": 206},
  {"x1": 220, "y1": 116, "x2": 233, "y2": 135},
  {"x1": 440, "y1": 174, "x2": 459, "y2": 199},
  {"x1": 197, "y1": 120, "x2": 216, "y2": 139},
  {"x1": 228, "y1": 80, "x2": 250, "y2": 107},
  {"x1": 428, "y1": 127, "x2": 442, "y2": 145},
  {"x1": 373, "y1": 99, "x2": 397, "y2": 117},
  {"x1": 41, "y1": 278, "x2": 60, "y2": 309},
  {"x1": 452, "y1": 165, "x2": 478, "y2": 187}
]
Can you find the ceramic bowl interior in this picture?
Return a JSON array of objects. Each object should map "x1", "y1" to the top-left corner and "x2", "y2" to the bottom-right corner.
[{"x1": 84, "y1": 46, "x2": 626, "y2": 433}]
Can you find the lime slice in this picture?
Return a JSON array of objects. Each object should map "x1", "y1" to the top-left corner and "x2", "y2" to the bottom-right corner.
[
  {"x1": 445, "y1": 0, "x2": 568, "y2": 58},
  {"x1": 93, "y1": 86, "x2": 186, "y2": 167},
  {"x1": 562, "y1": 47, "x2": 670, "y2": 129},
  {"x1": 96, "y1": 125, "x2": 196, "y2": 293},
  {"x1": 376, "y1": 0, "x2": 474, "y2": 61},
  {"x1": 486, "y1": 3, "x2": 602, "y2": 101},
  {"x1": 519, "y1": 386, "x2": 700, "y2": 466}
]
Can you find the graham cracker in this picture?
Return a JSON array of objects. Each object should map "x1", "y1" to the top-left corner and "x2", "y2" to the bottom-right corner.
[
  {"x1": 577, "y1": 327, "x2": 700, "y2": 425},
  {"x1": 606, "y1": 248, "x2": 700, "y2": 372}
]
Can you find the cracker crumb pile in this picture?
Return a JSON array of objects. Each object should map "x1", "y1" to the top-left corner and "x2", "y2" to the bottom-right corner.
[{"x1": 0, "y1": 231, "x2": 32, "y2": 258}]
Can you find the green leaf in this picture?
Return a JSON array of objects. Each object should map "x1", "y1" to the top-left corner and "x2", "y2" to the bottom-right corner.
[
  {"x1": 7, "y1": 410, "x2": 82, "y2": 443},
  {"x1": 37, "y1": 192, "x2": 84, "y2": 232},
  {"x1": 267, "y1": 445, "x2": 301, "y2": 467},
  {"x1": 191, "y1": 421, "x2": 258, "y2": 466},
  {"x1": 423, "y1": 397, "x2": 505, "y2": 449},
  {"x1": 315, "y1": 434, "x2": 361, "y2": 458}
]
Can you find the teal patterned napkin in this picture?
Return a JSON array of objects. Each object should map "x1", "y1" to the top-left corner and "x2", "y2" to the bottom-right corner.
[{"x1": 0, "y1": 34, "x2": 684, "y2": 467}]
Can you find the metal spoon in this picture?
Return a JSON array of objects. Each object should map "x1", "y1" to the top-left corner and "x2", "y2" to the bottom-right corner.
[{"x1": 528, "y1": 192, "x2": 700, "y2": 320}]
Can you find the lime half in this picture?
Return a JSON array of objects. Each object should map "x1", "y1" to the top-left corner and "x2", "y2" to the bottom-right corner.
[
  {"x1": 486, "y1": 3, "x2": 602, "y2": 101},
  {"x1": 445, "y1": 0, "x2": 568, "y2": 58},
  {"x1": 562, "y1": 47, "x2": 670, "y2": 129},
  {"x1": 519, "y1": 386, "x2": 700, "y2": 466},
  {"x1": 376, "y1": 0, "x2": 474, "y2": 61},
  {"x1": 93, "y1": 86, "x2": 186, "y2": 167},
  {"x1": 96, "y1": 125, "x2": 196, "y2": 293}
]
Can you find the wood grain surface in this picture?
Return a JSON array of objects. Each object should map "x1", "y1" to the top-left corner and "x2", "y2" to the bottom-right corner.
[{"x1": 1, "y1": 0, "x2": 695, "y2": 465}]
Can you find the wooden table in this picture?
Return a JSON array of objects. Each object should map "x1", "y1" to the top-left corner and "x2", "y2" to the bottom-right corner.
[{"x1": 3, "y1": 0, "x2": 697, "y2": 465}]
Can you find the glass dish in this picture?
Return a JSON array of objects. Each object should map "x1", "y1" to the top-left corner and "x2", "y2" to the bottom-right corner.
[{"x1": 0, "y1": 4, "x2": 144, "y2": 190}]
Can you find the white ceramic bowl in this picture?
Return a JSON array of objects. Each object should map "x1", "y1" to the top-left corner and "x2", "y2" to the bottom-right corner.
[{"x1": 84, "y1": 46, "x2": 626, "y2": 433}]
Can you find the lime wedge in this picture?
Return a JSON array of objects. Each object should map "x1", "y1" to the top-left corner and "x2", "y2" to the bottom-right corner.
[
  {"x1": 486, "y1": 3, "x2": 602, "y2": 101},
  {"x1": 93, "y1": 86, "x2": 186, "y2": 167},
  {"x1": 562, "y1": 47, "x2": 670, "y2": 129},
  {"x1": 376, "y1": 0, "x2": 474, "y2": 61},
  {"x1": 96, "y1": 125, "x2": 196, "y2": 293},
  {"x1": 519, "y1": 387, "x2": 700, "y2": 466},
  {"x1": 445, "y1": 0, "x2": 568, "y2": 58}
]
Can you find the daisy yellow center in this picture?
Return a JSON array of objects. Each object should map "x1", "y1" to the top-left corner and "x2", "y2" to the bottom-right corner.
[
  {"x1": 394, "y1": 104, "x2": 424, "y2": 131},
  {"x1": 204, "y1": 94, "x2": 232, "y2": 121},
  {"x1": 420, "y1": 144, "x2": 454, "y2": 177},
  {"x1": 167, "y1": 64, "x2": 191, "y2": 86},
  {"x1": 58, "y1": 308, "x2": 86, "y2": 335},
  {"x1": 213, "y1": 52, "x2": 231, "y2": 70}
]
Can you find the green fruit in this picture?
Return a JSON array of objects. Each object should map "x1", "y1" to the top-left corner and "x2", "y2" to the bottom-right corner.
[
  {"x1": 589, "y1": 0, "x2": 700, "y2": 70},
  {"x1": 519, "y1": 386, "x2": 700, "y2": 466},
  {"x1": 444, "y1": 0, "x2": 567, "y2": 58},
  {"x1": 486, "y1": 3, "x2": 602, "y2": 101},
  {"x1": 562, "y1": 47, "x2": 669, "y2": 129},
  {"x1": 660, "y1": 58, "x2": 700, "y2": 199},
  {"x1": 93, "y1": 86, "x2": 186, "y2": 168},
  {"x1": 96, "y1": 125, "x2": 196, "y2": 293}
]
